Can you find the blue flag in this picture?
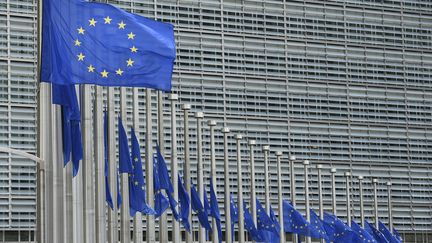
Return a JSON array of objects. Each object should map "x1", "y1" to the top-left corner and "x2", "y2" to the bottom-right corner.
[
  {"x1": 309, "y1": 209, "x2": 330, "y2": 243},
  {"x1": 268, "y1": 206, "x2": 281, "y2": 243},
  {"x1": 153, "y1": 157, "x2": 169, "y2": 218},
  {"x1": 190, "y1": 181, "x2": 211, "y2": 231},
  {"x1": 41, "y1": 0, "x2": 175, "y2": 91},
  {"x1": 351, "y1": 220, "x2": 377, "y2": 243},
  {"x1": 203, "y1": 187, "x2": 211, "y2": 240},
  {"x1": 103, "y1": 111, "x2": 114, "y2": 209},
  {"x1": 282, "y1": 200, "x2": 315, "y2": 238},
  {"x1": 243, "y1": 201, "x2": 265, "y2": 242},
  {"x1": 118, "y1": 117, "x2": 133, "y2": 173},
  {"x1": 256, "y1": 199, "x2": 279, "y2": 243},
  {"x1": 365, "y1": 220, "x2": 389, "y2": 243},
  {"x1": 116, "y1": 168, "x2": 122, "y2": 209},
  {"x1": 178, "y1": 174, "x2": 191, "y2": 232},
  {"x1": 230, "y1": 194, "x2": 239, "y2": 241},
  {"x1": 379, "y1": 221, "x2": 401, "y2": 243},
  {"x1": 322, "y1": 212, "x2": 354, "y2": 243},
  {"x1": 129, "y1": 128, "x2": 155, "y2": 216},
  {"x1": 209, "y1": 179, "x2": 222, "y2": 243},
  {"x1": 52, "y1": 84, "x2": 82, "y2": 177},
  {"x1": 393, "y1": 228, "x2": 403, "y2": 243}
]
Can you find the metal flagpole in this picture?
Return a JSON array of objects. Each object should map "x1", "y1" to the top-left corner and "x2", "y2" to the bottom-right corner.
[
  {"x1": 145, "y1": 88, "x2": 156, "y2": 242},
  {"x1": 358, "y1": 176, "x2": 365, "y2": 227},
  {"x1": 195, "y1": 112, "x2": 205, "y2": 243},
  {"x1": 303, "y1": 160, "x2": 311, "y2": 243},
  {"x1": 133, "y1": 88, "x2": 142, "y2": 243},
  {"x1": 248, "y1": 140, "x2": 257, "y2": 225},
  {"x1": 289, "y1": 155, "x2": 297, "y2": 243},
  {"x1": 64, "y1": 154, "x2": 73, "y2": 243},
  {"x1": 387, "y1": 182, "x2": 393, "y2": 233},
  {"x1": 53, "y1": 104, "x2": 65, "y2": 243},
  {"x1": 344, "y1": 172, "x2": 351, "y2": 227},
  {"x1": 276, "y1": 151, "x2": 284, "y2": 243},
  {"x1": 263, "y1": 145, "x2": 270, "y2": 215},
  {"x1": 107, "y1": 87, "x2": 118, "y2": 243},
  {"x1": 373, "y1": 179, "x2": 379, "y2": 229},
  {"x1": 170, "y1": 94, "x2": 180, "y2": 243},
  {"x1": 208, "y1": 120, "x2": 217, "y2": 243},
  {"x1": 120, "y1": 87, "x2": 130, "y2": 243},
  {"x1": 158, "y1": 92, "x2": 168, "y2": 243},
  {"x1": 222, "y1": 127, "x2": 232, "y2": 243},
  {"x1": 236, "y1": 135, "x2": 245, "y2": 243},
  {"x1": 330, "y1": 168, "x2": 337, "y2": 216},
  {"x1": 316, "y1": 164, "x2": 323, "y2": 243},
  {"x1": 94, "y1": 85, "x2": 106, "y2": 243},
  {"x1": 182, "y1": 104, "x2": 193, "y2": 243}
]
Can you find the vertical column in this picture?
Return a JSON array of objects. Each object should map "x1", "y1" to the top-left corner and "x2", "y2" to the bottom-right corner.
[
  {"x1": 345, "y1": 172, "x2": 351, "y2": 227},
  {"x1": 222, "y1": 127, "x2": 231, "y2": 243},
  {"x1": 195, "y1": 112, "x2": 205, "y2": 243},
  {"x1": 263, "y1": 145, "x2": 270, "y2": 215},
  {"x1": 145, "y1": 89, "x2": 155, "y2": 242},
  {"x1": 289, "y1": 155, "x2": 297, "y2": 243},
  {"x1": 53, "y1": 106, "x2": 65, "y2": 243},
  {"x1": 159, "y1": 94, "x2": 168, "y2": 243},
  {"x1": 134, "y1": 88, "x2": 142, "y2": 243},
  {"x1": 316, "y1": 164, "x2": 323, "y2": 243},
  {"x1": 276, "y1": 151, "x2": 284, "y2": 243},
  {"x1": 208, "y1": 120, "x2": 217, "y2": 243},
  {"x1": 373, "y1": 179, "x2": 379, "y2": 229},
  {"x1": 387, "y1": 182, "x2": 393, "y2": 232},
  {"x1": 120, "y1": 88, "x2": 130, "y2": 243},
  {"x1": 236, "y1": 135, "x2": 245, "y2": 243},
  {"x1": 248, "y1": 140, "x2": 257, "y2": 225},
  {"x1": 358, "y1": 176, "x2": 365, "y2": 227},
  {"x1": 303, "y1": 160, "x2": 311, "y2": 243},
  {"x1": 330, "y1": 168, "x2": 337, "y2": 216},
  {"x1": 107, "y1": 87, "x2": 118, "y2": 243},
  {"x1": 182, "y1": 104, "x2": 192, "y2": 243},
  {"x1": 169, "y1": 94, "x2": 180, "y2": 243}
]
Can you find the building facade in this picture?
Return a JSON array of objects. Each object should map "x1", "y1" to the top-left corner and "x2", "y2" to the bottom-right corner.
[{"x1": 1, "y1": 0, "x2": 432, "y2": 242}]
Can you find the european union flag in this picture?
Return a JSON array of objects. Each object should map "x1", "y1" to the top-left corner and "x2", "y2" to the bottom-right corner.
[
  {"x1": 365, "y1": 220, "x2": 389, "y2": 243},
  {"x1": 243, "y1": 201, "x2": 265, "y2": 242},
  {"x1": 203, "y1": 186, "x2": 211, "y2": 240},
  {"x1": 378, "y1": 221, "x2": 401, "y2": 243},
  {"x1": 52, "y1": 84, "x2": 82, "y2": 177},
  {"x1": 282, "y1": 200, "x2": 312, "y2": 237},
  {"x1": 129, "y1": 128, "x2": 155, "y2": 216},
  {"x1": 230, "y1": 194, "x2": 239, "y2": 241},
  {"x1": 209, "y1": 179, "x2": 222, "y2": 243},
  {"x1": 322, "y1": 212, "x2": 354, "y2": 243},
  {"x1": 118, "y1": 117, "x2": 132, "y2": 173},
  {"x1": 190, "y1": 181, "x2": 211, "y2": 231},
  {"x1": 351, "y1": 220, "x2": 377, "y2": 243},
  {"x1": 153, "y1": 157, "x2": 169, "y2": 218},
  {"x1": 309, "y1": 209, "x2": 330, "y2": 243},
  {"x1": 269, "y1": 206, "x2": 281, "y2": 243},
  {"x1": 103, "y1": 111, "x2": 114, "y2": 209},
  {"x1": 178, "y1": 174, "x2": 191, "y2": 232},
  {"x1": 256, "y1": 199, "x2": 279, "y2": 243},
  {"x1": 393, "y1": 227, "x2": 403, "y2": 243},
  {"x1": 41, "y1": 0, "x2": 175, "y2": 91}
]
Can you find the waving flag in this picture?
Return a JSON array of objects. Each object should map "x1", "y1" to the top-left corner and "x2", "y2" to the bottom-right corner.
[
  {"x1": 256, "y1": 199, "x2": 279, "y2": 243},
  {"x1": 322, "y1": 212, "x2": 354, "y2": 243},
  {"x1": 153, "y1": 157, "x2": 169, "y2": 218},
  {"x1": 243, "y1": 201, "x2": 265, "y2": 242},
  {"x1": 41, "y1": 0, "x2": 175, "y2": 90},
  {"x1": 103, "y1": 111, "x2": 114, "y2": 209},
  {"x1": 178, "y1": 174, "x2": 191, "y2": 232},
  {"x1": 203, "y1": 187, "x2": 211, "y2": 240},
  {"x1": 118, "y1": 117, "x2": 132, "y2": 173},
  {"x1": 269, "y1": 206, "x2": 281, "y2": 243},
  {"x1": 190, "y1": 181, "x2": 211, "y2": 231},
  {"x1": 309, "y1": 209, "x2": 330, "y2": 242},
  {"x1": 283, "y1": 200, "x2": 313, "y2": 237},
  {"x1": 393, "y1": 228, "x2": 403, "y2": 243},
  {"x1": 365, "y1": 220, "x2": 389, "y2": 243},
  {"x1": 209, "y1": 179, "x2": 222, "y2": 243},
  {"x1": 351, "y1": 220, "x2": 377, "y2": 243},
  {"x1": 230, "y1": 194, "x2": 239, "y2": 241},
  {"x1": 378, "y1": 221, "x2": 401, "y2": 243}
]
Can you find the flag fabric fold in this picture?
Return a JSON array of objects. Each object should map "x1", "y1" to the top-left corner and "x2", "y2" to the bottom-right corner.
[
  {"x1": 282, "y1": 200, "x2": 314, "y2": 238},
  {"x1": 365, "y1": 220, "x2": 389, "y2": 243},
  {"x1": 230, "y1": 194, "x2": 239, "y2": 242},
  {"x1": 153, "y1": 157, "x2": 169, "y2": 218},
  {"x1": 42, "y1": 0, "x2": 175, "y2": 90},
  {"x1": 322, "y1": 212, "x2": 355, "y2": 243},
  {"x1": 118, "y1": 117, "x2": 133, "y2": 173},
  {"x1": 256, "y1": 199, "x2": 279, "y2": 243},
  {"x1": 393, "y1": 227, "x2": 403, "y2": 243},
  {"x1": 351, "y1": 220, "x2": 377, "y2": 243},
  {"x1": 190, "y1": 181, "x2": 211, "y2": 231},
  {"x1": 378, "y1": 221, "x2": 401, "y2": 243},
  {"x1": 309, "y1": 209, "x2": 330, "y2": 242},
  {"x1": 178, "y1": 174, "x2": 191, "y2": 232},
  {"x1": 103, "y1": 110, "x2": 114, "y2": 209},
  {"x1": 209, "y1": 179, "x2": 222, "y2": 243},
  {"x1": 243, "y1": 201, "x2": 265, "y2": 242}
]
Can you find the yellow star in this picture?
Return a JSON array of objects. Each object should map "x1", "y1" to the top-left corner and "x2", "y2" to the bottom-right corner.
[
  {"x1": 74, "y1": 39, "x2": 81, "y2": 46},
  {"x1": 127, "y1": 32, "x2": 135, "y2": 40},
  {"x1": 100, "y1": 70, "x2": 109, "y2": 78},
  {"x1": 118, "y1": 21, "x2": 126, "y2": 29},
  {"x1": 77, "y1": 27, "x2": 85, "y2": 34},
  {"x1": 130, "y1": 46, "x2": 138, "y2": 53},
  {"x1": 77, "y1": 53, "x2": 85, "y2": 61},
  {"x1": 126, "y1": 58, "x2": 134, "y2": 67},
  {"x1": 89, "y1": 18, "x2": 97, "y2": 27},
  {"x1": 104, "y1": 16, "x2": 112, "y2": 24},
  {"x1": 87, "y1": 64, "x2": 95, "y2": 73},
  {"x1": 134, "y1": 181, "x2": 139, "y2": 186},
  {"x1": 116, "y1": 68, "x2": 124, "y2": 76}
]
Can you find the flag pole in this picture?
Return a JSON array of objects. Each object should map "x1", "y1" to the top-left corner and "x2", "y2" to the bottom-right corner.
[
  {"x1": 169, "y1": 94, "x2": 180, "y2": 243},
  {"x1": 222, "y1": 127, "x2": 232, "y2": 243},
  {"x1": 276, "y1": 151, "x2": 284, "y2": 243},
  {"x1": 94, "y1": 85, "x2": 106, "y2": 243},
  {"x1": 182, "y1": 104, "x2": 193, "y2": 243},
  {"x1": 303, "y1": 160, "x2": 311, "y2": 243},
  {"x1": 263, "y1": 145, "x2": 270, "y2": 215},
  {"x1": 53, "y1": 103, "x2": 65, "y2": 242},
  {"x1": 248, "y1": 140, "x2": 257, "y2": 226},
  {"x1": 386, "y1": 182, "x2": 393, "y2": 233},
  {"x1": 133, "y1": 88, "x2": 143, "y2": 243},
  {"x1": 107, "y1": 87, "x2": 118, "y2": 243},
  {"x1": 289, "y1": 155, "x2": 297, "y2": 243},
  {"x1": 120, "y1": 87, "x2": 130, "y2": 243},
  {"x1": 236, "y1": 134, "x2": 245, "y2": 243},
  {"x1": 208, "y1": 120, "x2": 218, "y2": 243},
  {"x1": 344, "y1": 172, "x2": 351, "y2": 227},
  {"x1": 316, "y1": 164, "x2": 323, "y2": 243},
  {"x1": 330, "y1": 168, "x2": 337, "y2": 216},
  {"x1": 158, "y1": 92, "x2": 168, "y2": 243},
  {"x1": 373, "y1": 179, "x2": 379, "y2": 229},
  {"x1": 195, "y1": 112, "x2": 205, "y2": 243},
  {"x1": 145, "y1": 89, "x2": 156, "y2": 242},
  {"x1": 358, "y1": 176, "x2": 365, "y2": 227}
]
